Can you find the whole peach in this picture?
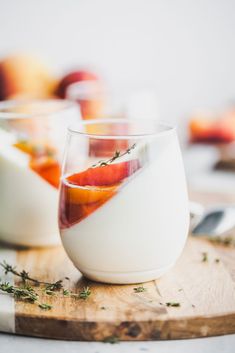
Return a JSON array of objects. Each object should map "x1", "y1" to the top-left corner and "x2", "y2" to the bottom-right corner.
[{"x1": 0, "y1": 55, "x2": 56, "y2": 100}]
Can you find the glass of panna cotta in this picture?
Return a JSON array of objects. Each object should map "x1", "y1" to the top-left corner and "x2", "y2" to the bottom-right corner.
[
  {"x1": 59, "y1": 119, "x2": 189, "y2": 284},
  {"x1": 0, "y1": 99, "x2": 80, "y2": 247}
]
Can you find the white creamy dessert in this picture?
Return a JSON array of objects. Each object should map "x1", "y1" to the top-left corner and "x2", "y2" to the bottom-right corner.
[
  {"x1": 61, "y1": 130, "x2": 189, "y2": 284},
  {"x1": 0, "y1": 128, "x2": 60, "y2": 247}
]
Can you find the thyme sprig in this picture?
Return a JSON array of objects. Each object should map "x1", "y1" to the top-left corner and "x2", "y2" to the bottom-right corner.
[
  {"x1": 208, "y1": 236, "x2": 235, "y2": 247},
  {"x1": 166, "y1": 302, "x2": 181, "y2": 307},
  {"x1": 38, "y1": 303, "x2": 53, "y2": 310},
  {"x1": 103, "y1": 335, "x2": 120, "y2": 344},
  {"x1": 0, "y1": 282, "x2": 52, "y2": 310},
  {"x1": 133, "y1": 285, "x2": 147, "y2": 293},
  {"x1": 0, "y1": 261, "x2": 63, "y2": 290},
  {"x1": 65, "y1": 286, "x2": 91, "y2": 300},
  {"x1": 92, "y1": 143, "x2": 136, "y2": 168},
  {"x1": 202, "y1": 252, "x2": 208, "y2": 262},
  {"x1": 77, "y1": 286, "x2": 91, "y2": 300},
  {"x1": 0, "y1": 282, "x2": 38, "y2": 302},
  {"x1": 0, "y1": 262, "x2": 92, "y2": 310}
]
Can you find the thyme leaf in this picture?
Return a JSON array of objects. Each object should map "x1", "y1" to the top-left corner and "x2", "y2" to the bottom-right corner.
[
  {"x1": 202, "y1": 252, "x2": 208, "y2": 262},
  {"x1": 209, "y1": 236, "x2": 235, "y2": 247},
  {"x1": 166, "y1": 302, "x2": 181, "y2": 307},
  {"x1": 74, "y1": 286, "x2": 91, "y2": 300},
  {"x1": 38, "y1": 303, "x2": 53, "y2": 310},
  {"x1": 133, "y1": 286, "x2": 147, "y2": 293},
  {"x1": 103, "y1": 335, "x2": 119, "y2": 344}
]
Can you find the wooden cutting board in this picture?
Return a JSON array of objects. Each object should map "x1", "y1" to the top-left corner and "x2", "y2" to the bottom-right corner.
[{"x1": 0, "y1": 191, "x2": 235, "y2": 341}]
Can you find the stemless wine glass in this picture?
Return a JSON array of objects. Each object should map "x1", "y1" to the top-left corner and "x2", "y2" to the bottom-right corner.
[
  {"x1": 66, "y1": 80, "x2": 105, "y2": 119},
  {"x1": 59, "y1": 119, "x2": 189, "y2": 284},
  {"x1": 0, "y1": 99, "x2": 80, "y2": 247}
]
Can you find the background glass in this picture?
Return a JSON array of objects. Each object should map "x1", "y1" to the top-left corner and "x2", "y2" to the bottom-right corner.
[{"x1": 0, "y1": 99, "x2": 80, "y2": 247}]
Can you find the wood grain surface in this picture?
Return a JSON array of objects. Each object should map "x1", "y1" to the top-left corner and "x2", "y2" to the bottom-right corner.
[
  {"x1": 1, "y1": 190, "x2": 235, "y2": 341},
  {"x1": 11, "y1": 236, "x2": 235, "y2": 341}
]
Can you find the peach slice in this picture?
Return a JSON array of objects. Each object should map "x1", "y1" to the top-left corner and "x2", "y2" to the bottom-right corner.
[
  {"x1": 14, "y1": 141, "x2": 56, "y2": 158},
  {"x1": 68, "y1": 160, "x2": 140, "y2": 187},
  {"x1": 30, "y1": 156, "x2": 60, "y2": 188},
  {"x1": 66, "y1": 184, "x2": 117, "y2": 205}
]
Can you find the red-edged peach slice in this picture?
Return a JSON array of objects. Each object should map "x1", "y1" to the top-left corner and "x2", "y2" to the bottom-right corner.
[{"x1": 67, "y1": 160, "x2": 140, "y2": 187}]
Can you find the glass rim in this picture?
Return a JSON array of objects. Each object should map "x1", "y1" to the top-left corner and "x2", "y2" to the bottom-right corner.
[
  {"x1": 66, "y1": 80, "x2": 104, "y2": 100},
  {"x1": 68, "y1": 118, "x2": 175, "y2": 140},
  {"x1": 0, "y1": 99, "x2": 77, "y2": 120}
]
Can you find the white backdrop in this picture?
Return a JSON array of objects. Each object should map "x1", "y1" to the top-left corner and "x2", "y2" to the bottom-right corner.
[{"x1": 1, "y1": 0, "x2": 235, "y2": 123}]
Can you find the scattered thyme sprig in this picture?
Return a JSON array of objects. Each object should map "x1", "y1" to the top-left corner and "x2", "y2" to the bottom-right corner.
[
  {"x1": 0, "y1": 282, "x2": 52, "y2": 310},
  {"x1": 38, "y1": 303, "x2": 53, "y2": 310},
  {"x1": 103, "y1": 335, "x2": 120, "y2": 344},
  {"x1": 208, "y1": 236, "x2": 235, "y2": 247},
  {"x1": 0, "y1": 261, "x2": 63, "y2": 290},
  {"x1": 77, "y1": 286, "x2": 91, "y2": 300},
  {"x1": 65, "y1": 286, "x2": 91, "y2": 300},
  {"x1": 166, "y1": 302, "x2": 181, "y2": 307},
  {"x1": 0, "y1": 262, "x2": 92, "y2": 310},
  {"x1": 0, "y1": 282, "x2": 38, "y2": 302},
  {"x1": 92, "y1": 143, "x2": 136, "y2": 168},
  {"x1": 133, "y1": 285, "x2": 147, "y2": 293},
  {"x1": 202, "y1": 252, "x2": 208, "y2": 262}
]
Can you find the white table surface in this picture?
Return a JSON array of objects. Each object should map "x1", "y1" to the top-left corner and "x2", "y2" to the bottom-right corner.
[
  {"x1": 0, "y1": 332, "x2": 234, "y2": 353},
  {"x1": 1, "y1": 146, "x2": 235, "y2": 353}
]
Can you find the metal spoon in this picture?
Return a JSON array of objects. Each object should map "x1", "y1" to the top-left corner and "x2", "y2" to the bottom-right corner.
[{"x1": 190, "y1": 203, "x2": 235, "y2": 236}]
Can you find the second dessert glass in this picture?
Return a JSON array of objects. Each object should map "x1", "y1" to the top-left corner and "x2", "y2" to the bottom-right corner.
[{"x1": 0, "y1": 99, "x2": 80, "y2": 247}]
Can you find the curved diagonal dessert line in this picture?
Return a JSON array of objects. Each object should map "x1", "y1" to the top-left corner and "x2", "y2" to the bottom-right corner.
[{"x1": 60, "y1": 159, "x2": 142, "y2": 229}]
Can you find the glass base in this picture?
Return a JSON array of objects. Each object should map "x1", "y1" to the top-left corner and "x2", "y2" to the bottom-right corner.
[{"x1": 81, "y1": 263, "x2": 174, "y2": 284}]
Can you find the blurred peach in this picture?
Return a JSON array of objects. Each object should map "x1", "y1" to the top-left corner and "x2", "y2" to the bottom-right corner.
[
  {"x1": 189, "y1": 110, "x2": 235, "y2": 143},
  {"x1": 0, "y1": 55, "x2": 56, "y2": 100}
]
